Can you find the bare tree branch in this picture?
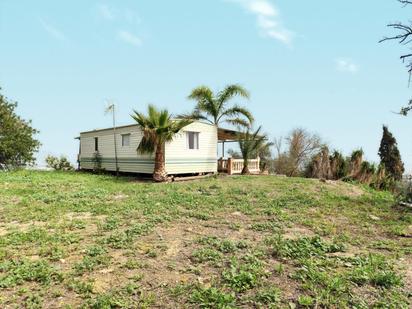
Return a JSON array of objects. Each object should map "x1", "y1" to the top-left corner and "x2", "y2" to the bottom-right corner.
[{"x1": 381, "y1": 0, "x2": 412, "y2": 114}]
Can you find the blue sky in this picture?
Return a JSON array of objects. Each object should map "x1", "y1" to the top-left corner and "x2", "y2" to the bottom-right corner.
[{"x1": 1, "y1": 0, "x2": 411, "y2": 170}]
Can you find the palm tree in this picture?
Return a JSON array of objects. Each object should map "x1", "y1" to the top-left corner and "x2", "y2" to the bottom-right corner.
[
  {"x1": 131, "y1": 105, "x2": 192, "y2": 182},
  {"x1": 238, "y1": 126, "x2": 272, "y2": 175},
  {"x1": 186, "y1": 84, "x2": 254, "y2": 128}
]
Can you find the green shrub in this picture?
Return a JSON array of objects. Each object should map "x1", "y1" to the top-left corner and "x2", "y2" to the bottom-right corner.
[{"x1": 45, "y1": 155, "x2": 74, "y2": 171}]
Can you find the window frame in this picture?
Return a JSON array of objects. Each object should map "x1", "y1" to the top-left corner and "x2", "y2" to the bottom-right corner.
[
  {"x1": 94, "y1": 137, "x2": 99, "y2": 152},
  {"x1": 121, "y1": 133, "x2": 131, "y2": 147},
  {"x1": 186, "y1": 131, "x2": 199, "y2": 150}
]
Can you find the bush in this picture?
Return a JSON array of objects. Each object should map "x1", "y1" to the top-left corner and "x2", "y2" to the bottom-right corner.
[
  {"x1": 45, "y1": 155, "x2": 74, "y2": 171},
  {"x1": 92, "y1": 152, "x2": 104, "y2": 173},
  {"x1": 0, "y1": 89, "x2": 40, "y2": 167},
  {"x1": 395, "y1": 177, "x2": 412, "y2": 205}
]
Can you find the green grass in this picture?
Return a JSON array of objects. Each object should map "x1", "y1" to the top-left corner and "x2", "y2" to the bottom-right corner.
[{"x1": 0, "y1": 170, "x2": 410, "y2": 308}]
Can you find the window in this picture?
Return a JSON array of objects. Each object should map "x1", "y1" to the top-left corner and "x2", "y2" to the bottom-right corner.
[
  {"x1": 122, "y1": 134, "x2": 131, "y2": 147},
  {"x1": 187, "y1": 132, "x2": 199, "y2": 149},
  {"x1": 94, "y1": 137, "x2": 99, "y2": 151}
]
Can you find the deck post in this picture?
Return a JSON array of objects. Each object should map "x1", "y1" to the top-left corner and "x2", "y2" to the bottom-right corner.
[{"x1": 227, "y1": 157, "x2": 233, "y2": 175}]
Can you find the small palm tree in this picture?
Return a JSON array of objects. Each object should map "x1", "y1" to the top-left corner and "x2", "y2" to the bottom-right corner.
[
  {"x1": 186, "y1": 84, "x2": 254, "y2": 128},
  {"x1": 132, "y1": 105, "x2": 192, "y2": 182},
  {"x1": 238, "y1": 126, "x2": 272, "y2": 175}
]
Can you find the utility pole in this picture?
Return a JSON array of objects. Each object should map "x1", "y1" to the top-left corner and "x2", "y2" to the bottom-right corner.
[{"x1": 105, "y1": 101, "x2": 119, "y2": 177}]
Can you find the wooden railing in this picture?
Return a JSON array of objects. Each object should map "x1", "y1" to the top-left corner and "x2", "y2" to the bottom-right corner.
[{"x1": 218, "y1": 157, "x2": 260, "y2": 175}]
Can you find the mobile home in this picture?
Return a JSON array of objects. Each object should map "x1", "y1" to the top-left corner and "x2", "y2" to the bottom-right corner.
[{"x1": 78, "y1": 121, "x2": 220, "y2": 175}]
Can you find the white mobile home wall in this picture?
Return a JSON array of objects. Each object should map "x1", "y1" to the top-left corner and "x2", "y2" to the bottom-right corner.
[
  {"x1": 79, "y1": 125, "x2": 154, "y2": 173},
  {"x1": 79, "y1": 122, "x2": 218, "y2": 175},
  {"x1": 165, "y1": 122, "x2": 217, "y2": 174}
]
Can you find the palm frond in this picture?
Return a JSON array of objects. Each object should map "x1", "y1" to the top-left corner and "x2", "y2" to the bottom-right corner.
[
  {"x1": 237, "y1": 126, "x2": 270, "y2": 161},
  {"x1": 217, "y1": 105, "x2": 254, "y2": 125},
  {"x1": 225, "y1": 118, "x2": 251, "y2": 128},
  {"x1": 188, "y1": 86, "x2": 218, "y2": 124},
  {"x1": 137, "y1": 133, "x2": 156, "y2": 154},
  {"x1": 171, "y1": 118, "x2": 193, "y2": 133},
  {"x1": 218, "y1": 84, "x2": 249, "y2": 103},
  {"x1": 176, "y1": 112, "x2": 213, "y2": 124},
  {"x1": 217, "y1": 84, "x2": 250, "y2": 110},
  {"x1": 132, "y1": 104, "x2": 192, "y2": 154},
  {"x1": 131, "y1": 110, "x2": 149, "y2": 128},
  {"x1": 188, "y1": 84, "x2": 253, "y2": 127},
  {"x1": 188, "y1": 86, "x2": 214, "y2": 102}
]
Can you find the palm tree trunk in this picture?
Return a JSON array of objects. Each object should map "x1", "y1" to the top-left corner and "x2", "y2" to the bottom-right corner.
[
  {"x1": 153, "y1": 143, "x2": 168, "y2": 182},
  {"x1": 241, "y1": 159, "x2": 250, "y2": 175}
]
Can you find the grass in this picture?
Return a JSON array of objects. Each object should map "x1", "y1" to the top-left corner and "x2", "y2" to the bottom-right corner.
[{"x1": 0, "y1": 170, "x2": 411, "y2": 308}]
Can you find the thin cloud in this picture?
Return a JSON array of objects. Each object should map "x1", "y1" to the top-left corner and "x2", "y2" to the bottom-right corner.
[
  {"x1": 39, "y1": 18, "x2": 66, "y2": 41},
  {"x1": 118, "y1": 30, "x2": 142, "y2": 47},
  {"x1": 336, "y1": 58, "x2": 359, "y2": 73},
  {"x1": 227, "y1": 0, "x2": 294, "y2": 45},
  {"x1": 98, "y1": 4, "x2": 115, "y2": 20}
]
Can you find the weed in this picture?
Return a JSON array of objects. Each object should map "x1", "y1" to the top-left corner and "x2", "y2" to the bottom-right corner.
[
  {"x1": 192, "y1": 248, "x2": 222, "y2": 264},
  {"x1": 250, "y1": 221, "x2": 281, "y2": 232},
  {"x1": 348, "y1": 254, "x2": 402, "y2": 288},
  {"x1": 298, "y1": 295, "x2": 315, "y2": 307},
  {"x1": 222, "y1": 258, "x2": 265, "y2": 292},
  {"x1": 68, "y1": 279, "x2": 94, "y2": 296},
  {"x1": 0, "y1": 259, "x2": 61, "y2": 287},
  {"x1": 196, "y1": 236, "x2": 248, "y2": 253},
  {"x1": 23, "y1": 293, "x2": 43, "y2": 309},
  {"x1": 265, "y1": 235, "x2": 345, "y2": 259},
  {"x1": 74, "y1": 246, "x2": 110, "y2": 274},
  {"x1": 253, "y1": 287, "x2": 282, "y2": 305},
  {"x1": 122, "y1": 259, "x2": 143, "y2": 270},
  {"x1": 39, "y1": 245, "x2": 65, "y2": 261},
  {"x1": 101, "y1": 216, "x2": 120, "y2": 231},
  {"x1": 190, "y1": 287, "x2": 236, "y2": 309}
]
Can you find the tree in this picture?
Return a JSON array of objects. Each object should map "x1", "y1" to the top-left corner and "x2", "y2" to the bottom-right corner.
[
  {"x1": 380, "y1": 0, "x2": 412, "y2": 115},
  {"x1": 257, "y1": 140, "x2": 273, "y2": 172},
  {"x1": 329, "y1": 150, "x2": 348, "y2": 180},
  {"x1": 185, "y1": 84, "x2": 253, "y2": 128},
  {"x1": 357, "y1": 161, "x2": 376, "y2": 184},
  {"x1": 273, "y1": 128, "x2": 323, "y2": 177},
  {"x1": 45, "y1": 155, "x2": 74, "y2": 171},
  {"x1": 132, "y1": 104, "x2": 192, "y2": 182},
  {"x1": 305, "y1": 146, "x2": 331, "y2": 179},
  {"x1": 0, "y1": 89, "x2": 40, "y2": 167},
  {"x1": 238, "y1": 126, "x2": 272, "y2": 175},
  {"x1": 227, "y1": 149, "x2": 242, "y2": 159},
  {"x1": 378, "y1": 125, "x2": 404, "y2": 180},
  {"x1": 348, "y1": 149, "x2": 362, "y2": 177}
]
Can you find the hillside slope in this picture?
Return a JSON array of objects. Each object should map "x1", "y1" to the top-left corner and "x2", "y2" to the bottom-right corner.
[{"x1": 0, "y1": 171, "x2": 411, "y2": 308}]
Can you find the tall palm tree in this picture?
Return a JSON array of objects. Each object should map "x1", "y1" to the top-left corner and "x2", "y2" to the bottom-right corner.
[
  {"x1": 238, "y1": 126, "x2": 272, "y2": 175},
  {"x1": 186, "y1": 84, "x2": 254, "y2": 128},
  {"x1": 132, "y1": 105, "x2": 192, "y2": 182}
]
